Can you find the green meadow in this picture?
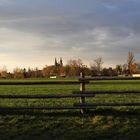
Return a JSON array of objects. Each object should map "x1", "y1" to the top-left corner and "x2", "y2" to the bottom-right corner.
[{"x1": 0, "y1": 79, "x2": 140, "y2": 140}]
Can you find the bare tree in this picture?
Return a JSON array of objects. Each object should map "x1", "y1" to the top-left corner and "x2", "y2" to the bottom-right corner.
[
  {"x1": 90, "y1": 57, "x2": 103, "y2": 76},
  {"x1": 127, "y1": 51, "x2": 135, "y2": 76}
]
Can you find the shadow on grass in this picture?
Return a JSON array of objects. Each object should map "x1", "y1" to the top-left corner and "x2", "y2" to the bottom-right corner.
[
  {"x1": 0, "y1": 108, "x2": 140, "y2": 117},
  {"x1": 0, "y1": 108, "x2": 140, "y2": 140}
]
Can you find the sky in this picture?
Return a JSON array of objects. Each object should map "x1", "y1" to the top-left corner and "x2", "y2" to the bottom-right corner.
[{"x1": 0, "y1": 0, "x2": 140, "y2": 71}]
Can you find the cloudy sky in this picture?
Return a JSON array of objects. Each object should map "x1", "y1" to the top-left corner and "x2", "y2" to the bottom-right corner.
[{"x1": 0, "y1": 0, "x2": 140, "y2": 71}]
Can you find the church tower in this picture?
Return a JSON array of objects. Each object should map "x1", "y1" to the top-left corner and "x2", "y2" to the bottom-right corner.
[
  {"x1": 55, "y1": 58, "x2": 58, "y2": 67},
  {"x1": 60, "y1": 58, "x2": 63, "y2": 66}
]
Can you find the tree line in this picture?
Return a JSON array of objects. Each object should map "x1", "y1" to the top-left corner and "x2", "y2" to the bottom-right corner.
[{"x1": 0, "y1": 51, "x2": 140, "y2": 79}]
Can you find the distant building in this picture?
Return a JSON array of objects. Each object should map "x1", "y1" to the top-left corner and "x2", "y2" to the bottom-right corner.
[
  {"x1": 54, "y1": 58, "x2": 63, "y2": 67},
  {"x1": 50, "y1": 75, "x2": 57, "y2": 79},
  {"x1": 132, "y1": 74, "x2": 140, "y2": 77}
]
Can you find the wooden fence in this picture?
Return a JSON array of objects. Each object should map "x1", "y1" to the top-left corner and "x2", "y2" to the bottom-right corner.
[{"x1": 0, "y1": 73, "x2": 140, "y2": 114}]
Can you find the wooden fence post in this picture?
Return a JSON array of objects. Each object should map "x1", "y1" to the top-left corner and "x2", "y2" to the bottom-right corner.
[{"x1": 80, "y1": 72, "x2": 85, "y2": 114}]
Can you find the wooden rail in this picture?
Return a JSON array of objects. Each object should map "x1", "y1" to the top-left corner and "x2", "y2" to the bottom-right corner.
[
  {"x1": 0, "y1": 94, "x2": 95, "y2": 99},
  {"x1": 73, "y1": 90, "x2": 140, "y2": 95},
  {"x1": 79, "y1": 77, "x2": 140, "y2": 81},
  {"x1": 0, "y1": 106, "x2": 96, "y2": 110},
  {"x1": 74, "y1": 102, "x2": 140, "y2": 107},
  {"x1": 0, "y1": 81, "x2": 88, "y2": 85}
]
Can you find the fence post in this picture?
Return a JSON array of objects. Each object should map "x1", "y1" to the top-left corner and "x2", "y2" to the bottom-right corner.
[{"x1": 80, "y1": 72, "x2": 85, "y2": 114}]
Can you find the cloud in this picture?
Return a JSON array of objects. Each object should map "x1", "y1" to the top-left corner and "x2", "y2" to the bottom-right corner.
[{"x1": 0, "y1": 0, "x2": 140, "y2": 71}]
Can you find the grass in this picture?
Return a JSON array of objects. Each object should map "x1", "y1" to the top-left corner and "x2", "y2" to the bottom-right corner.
[{"x1": 0, "y1": 79, "x2": 140, "y2": 140}]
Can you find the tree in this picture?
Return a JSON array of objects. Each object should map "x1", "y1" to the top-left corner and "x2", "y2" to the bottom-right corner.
[
  {"x1": 127, "y1": 51, "x2": 135, "y2": 76},
  {"x1": 59, "y1": 66, "x2": 66, "y2": 77},
  {"x1": 64, "y1": 65, "x2": 71, "y2": 76},
  {"x1": 42, "y1": 65, "x2": 58, "y2": 77},
  {"x1": 90, "y1": 65, "x2": 98, "y2": 76},
  {"x1": 115, "y1": 65, "x2": 123, "y2": 75},
  {"x1": 135, "y1": 63, "x2": 140, "y2": 73},
  {"x1": 42, "y1": 66, "x2": 53, "y2": 77},
  {"x1": 67, "y1": 59, "x2": 84, "y2": 76},
  {"x1": 0, "y1": 66, "x2": 8, "y2": 78},
  {"x1": 90, "y1": 57, "x2": 103, "y2": 76},
  {"x1": 23, "y1": 68, "x2": 27, "y2": 78},
  {"x1": 13, "y1": 67, "x2": 24, "y2": 79},
  {"x1": 34, "y1": 67, "x2": 43, "y2": 78}
]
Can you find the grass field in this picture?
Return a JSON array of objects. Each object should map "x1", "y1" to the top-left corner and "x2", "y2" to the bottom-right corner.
[{"x1": 0, "y1": 79, "x2": 140, "y2": 140}]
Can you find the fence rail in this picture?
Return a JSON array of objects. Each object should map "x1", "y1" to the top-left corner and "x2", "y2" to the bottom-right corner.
[
  {"x1": 0, "y1": 105, "x2": 97, "y2": 110},
  {"x1": 0, "y1": 73, "x2": 140, "y2": 114},
  {"x1": 79, "y1": 77, "x2": 140, "y2": 81},
  {"x1": 0, "y1": 94, "x2": 95, "y2": 99},
  {"x1": 73, "y1": 90, "x2": 140, "y2": 95},
  {"x1": 74, "y1": 102, "x2": 140, "y2": 107},
  {"x1": 0, "y1": 81, "x2": 88, "y2": 85}
]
